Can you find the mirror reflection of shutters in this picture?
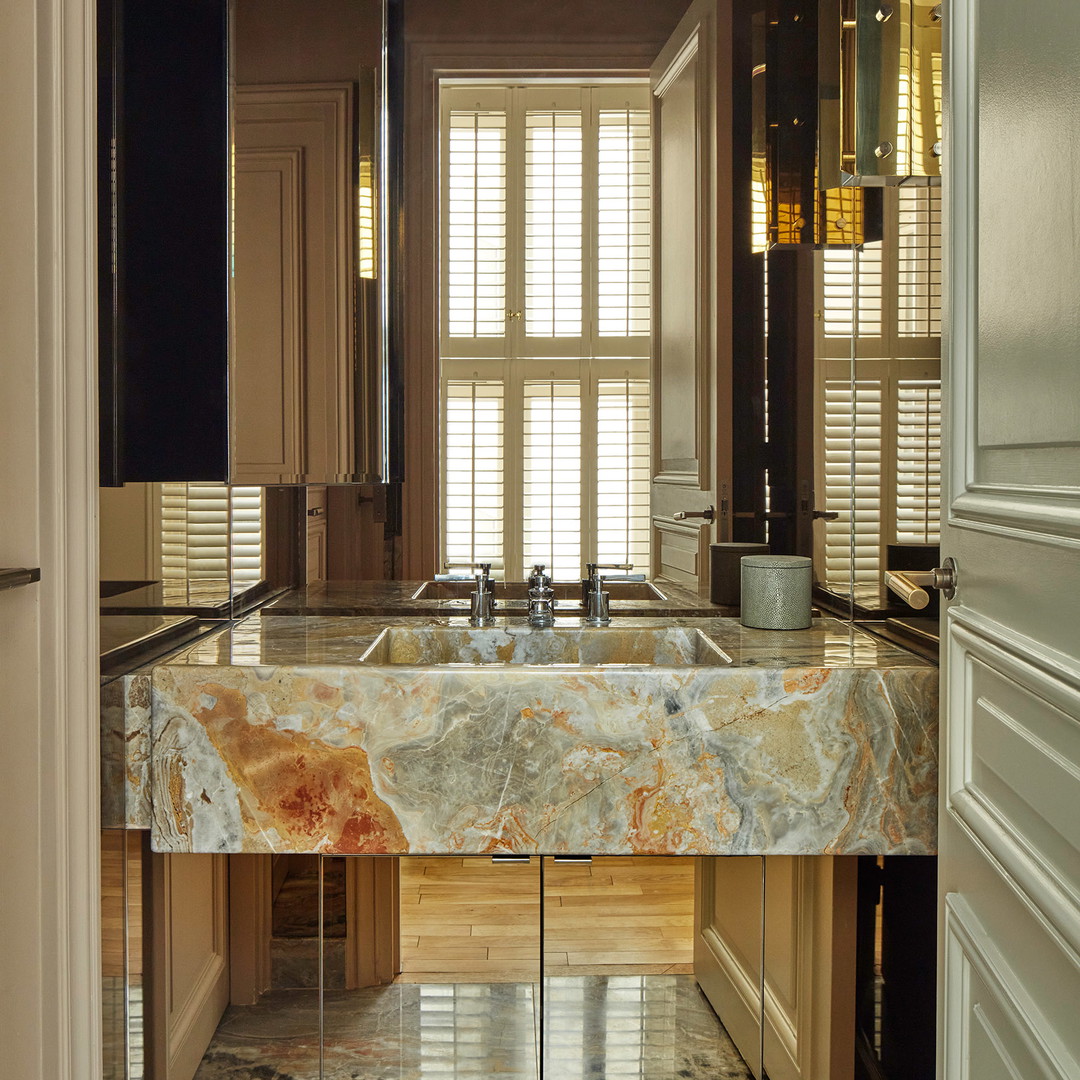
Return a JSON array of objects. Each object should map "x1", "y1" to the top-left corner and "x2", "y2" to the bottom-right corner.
[{"x1": 160, "y1": 484, "x2": 263, "y2": 586}]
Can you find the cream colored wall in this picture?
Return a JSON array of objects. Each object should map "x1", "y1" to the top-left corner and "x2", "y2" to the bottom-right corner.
[
  {"x1": 0, "y1": 2, "x2": 99, "y2": 1079},
  {"x1": 404, "y1": 0, "x2": 688, "y2": 46},
  {"x1": 235, "y1": 0, "x2": 381, "y2": 82},
  {"x1": 99, "y1": 483, "x2": 157, "y2": 580}
]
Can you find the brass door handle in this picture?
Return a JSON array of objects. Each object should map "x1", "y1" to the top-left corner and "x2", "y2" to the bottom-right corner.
[
  {"x1": 883, "y1": 557, "x2": 958, "y2": 608},
  {"x1": 673, "y1": 505, "x2": 715, "y2": 523}
]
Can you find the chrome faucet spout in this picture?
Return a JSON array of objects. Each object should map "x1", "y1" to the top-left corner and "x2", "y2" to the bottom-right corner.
[
  {"x1": 451, "y1": 561, "x2": 496, "y2": 625},
  {"x1": 582, "y1": 562, "x2": 632, "y2": 624}
]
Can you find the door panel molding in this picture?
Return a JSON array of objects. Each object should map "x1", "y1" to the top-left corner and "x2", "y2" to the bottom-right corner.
[
  {"x1": 946, "y1": 613, "x2": 1080, "y2": 964},
  {"x1": 941, "y1": 0, "x2": 1080, "y2": 1073},
  {"x1": 152, "y1": 853, "x2": 230, "y2": 1080},
  {"x1": 233, "y1": 148, "x2": 305, "y2": 483},
  {"x1": 950, "y1": 488, "x2": 1080, "y2": 550},
  {"x1": 652, "y1": 516, "x2": 708, "y2": 583},
  {"x1": 944, "y1": 896, "x2": 1075, "y2": 1080}
]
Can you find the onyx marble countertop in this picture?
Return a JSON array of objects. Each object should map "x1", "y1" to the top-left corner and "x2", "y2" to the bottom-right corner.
[
  {"x1": 166, "y1": 612, "x2": 932, "y2": 670},
  {"x1": 100, "y1": 578, "x2": 278, "y2": 618},
  {"x1": 259, "y1": 579, "x2": 730, "y2": 619},
  {"x1": 99, "y1": 613, "x2": 205, "y2": 682},
  {"x1": 145, "y1": 614, "x2": 938, "y2": 858}
]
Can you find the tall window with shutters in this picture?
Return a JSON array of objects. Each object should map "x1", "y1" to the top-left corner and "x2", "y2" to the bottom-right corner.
[
  {"x1": 814, "y1": 187, "x2": 942, "y2": 590},
  {"x1": 440, "y1": 82, "x2": 651, "y2": 579}
]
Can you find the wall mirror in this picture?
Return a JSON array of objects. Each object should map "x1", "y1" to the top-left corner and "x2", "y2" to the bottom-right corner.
[
  {"x1": 98, "y1": 0, "x2": 392, "y2": 489},
  {"x1": 230, "y1": 0, "x2": 390, "y2": 486}
]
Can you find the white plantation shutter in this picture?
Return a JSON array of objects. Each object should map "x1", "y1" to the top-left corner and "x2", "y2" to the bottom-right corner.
[
  {"x1": 822, "y1": 379, "x2": 883, "y2": 586},
  {"x1": 596, "y1": 108, "x2": 651, "y2": 337},
  {"x1": 525, "y1": 110, "x2": 583, "y2": 338},
  {"x1": 897, "y1": 187, "x2": 942, "y2": 337},
  {"x1": 895, "y1": 379, "x2": 941, "y2": 543},
  {"x1": 440, "y1": 81, "x2": 651, "y2": 579},
  {"x1": 443, "y1": 380, "x2": 505, "y2": 572},
  {"x1": 815, "y1": 186, "x2": 942, "y2": 595},
  {"x1": 160, "y1": 484, "x2": 263, "y2": 584},
  {"x1": 446, "y1": 107, "x2": 508, "y2": 339},
  {"x1": 522, "y1": 380, "x2": 582, "y2": 580},
  {"x1": 596, "y1": 378, "x2": 651, "y2": 568},
  {"x1": 821, "y1": 242, "x2": 884, "y2": 340}
]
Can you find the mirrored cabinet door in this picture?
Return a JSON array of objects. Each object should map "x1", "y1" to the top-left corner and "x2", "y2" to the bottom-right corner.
[
  {"x1": 542, "y1": 856, "x2": 764, "y2": 1080},
  {"x1": 321, "y1": 856, "x2": 542, "y2": 1079}
]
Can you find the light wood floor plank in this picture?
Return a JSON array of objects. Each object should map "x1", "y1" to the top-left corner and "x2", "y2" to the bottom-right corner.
[{"x1": 398, "y1": 855, "x2": 695, "y2": 983}]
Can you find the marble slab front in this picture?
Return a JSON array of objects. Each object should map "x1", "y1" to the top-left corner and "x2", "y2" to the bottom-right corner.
[{"x1": 148, "y1": 615, "x2": 938, "y2": 857}]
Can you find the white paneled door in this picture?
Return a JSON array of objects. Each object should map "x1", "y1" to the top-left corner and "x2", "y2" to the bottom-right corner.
[
  {"x1": 940, "y1": 0, "x2": 1080, "y2": 1076},
  {"x1": 649, "y1": 0, "x2": 732, "y2": 589}
]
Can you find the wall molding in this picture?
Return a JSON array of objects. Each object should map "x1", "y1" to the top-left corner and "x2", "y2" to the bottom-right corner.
[
  {"x1": 8, "y1": 0, "x2": 104, "y2": 1071},
  {"x1": 946, "y1": 611, "x2": 1080, "y2": 967},
  {"x1": 944, "y1": 896, "x2": 1073, "y2": 1080}
]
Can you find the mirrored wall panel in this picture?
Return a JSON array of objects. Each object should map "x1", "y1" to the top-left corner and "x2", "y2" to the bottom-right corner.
[
  {"x1": 542, "y1": 856, "x2": 764, "y2": 1080},
  {"x1": 320, "y1": 856, "x2": 541, "y2": 1079},
  {"x1": 101, "y1": 852, "x2": 938, "y2": 1079},
  {"x1": 837, "y1": 185, "x2": 943, "y2": 656},
  {"x1": 101, "y1": 830, "x2": 146, "y2": 1080}
]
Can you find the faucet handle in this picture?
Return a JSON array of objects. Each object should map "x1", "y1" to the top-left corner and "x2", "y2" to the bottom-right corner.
[
  {"x1": 528, "y1": 563, "x2": 552, "y2": 588},
  {"x1": 444, "y1": 560, "x2": 494, "y2": 576},
  {"x1": 586, "y1": 562, "x2": 633, "y2": 578}
]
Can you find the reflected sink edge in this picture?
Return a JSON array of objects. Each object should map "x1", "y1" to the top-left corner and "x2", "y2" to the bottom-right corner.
[{"x1": 357, "y1": 625, "x2": 732, "y2": 668}]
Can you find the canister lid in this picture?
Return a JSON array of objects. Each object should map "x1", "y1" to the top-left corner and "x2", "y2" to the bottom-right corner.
[{"x1": 740, "y1": 555, "x2": 812, "y2": 569}]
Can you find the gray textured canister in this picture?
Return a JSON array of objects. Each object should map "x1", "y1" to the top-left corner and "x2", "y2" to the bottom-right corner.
[
  {"x1": 709, "y1": 542, "x2": 770, "y2": 605},
  {"x1": 740, "y1": 555, "x2": 813, "y2": 629}
]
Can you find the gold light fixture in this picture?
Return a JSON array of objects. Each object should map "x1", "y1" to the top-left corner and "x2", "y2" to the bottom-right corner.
[
  {"x1": 756, "y1": 0, "x2": 884, "y2": 249},
  {"x1": 835, "y1": 0, "x2": 943, "y2": 184}
]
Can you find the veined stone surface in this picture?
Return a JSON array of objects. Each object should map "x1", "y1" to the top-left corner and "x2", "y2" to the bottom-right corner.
[
  {"x1": 148, "y1": 616, "x2": 937, "y2": 856},
  {"x1": 101, "y1": 672, "x2": 153, "y2": 829}
]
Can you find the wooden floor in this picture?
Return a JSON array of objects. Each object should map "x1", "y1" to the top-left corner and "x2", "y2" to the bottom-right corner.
[
  {"x1": 398, "y1": 856, "x2": 695, "y2": 982},
  {"x1": 398, "y1": 857, "x2": 541, "y2": 983},
  {"x1": 543, "y1": 855, "x2": 695, "y2": 975}
]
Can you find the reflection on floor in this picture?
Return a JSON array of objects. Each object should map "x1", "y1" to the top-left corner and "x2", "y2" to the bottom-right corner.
[
  {"x1": 193, "y1": 983, "x2": 538, "y2": 1080},
  {"x1": 193, "y1": 974, "x2": 752, "y2": 1080},
  {"x1": 545, "y1": 975, "x2": 753, "y2": 1080},
  {"x1": 194, "y1": 857, "x2": 752, "y2": 1079},
  {"x1": 103, "y1": 976, "x2": 144, "y2": 1080},
  {"x1": 271, "y1": 857, "x2": 348, "y2": 989}
]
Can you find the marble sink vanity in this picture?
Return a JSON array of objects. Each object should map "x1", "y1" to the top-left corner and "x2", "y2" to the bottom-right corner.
[{"x1": 141, "y1": 614, "x2": 938, "y2": 858}]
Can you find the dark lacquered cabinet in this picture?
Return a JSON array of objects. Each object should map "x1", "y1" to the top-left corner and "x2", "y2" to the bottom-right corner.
[{"x1": 99, "y1": 0, "x2": 229, "y2": 485}]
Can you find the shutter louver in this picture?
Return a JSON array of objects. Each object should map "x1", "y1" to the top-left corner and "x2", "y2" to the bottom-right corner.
[
  {"x1": 160, "y1": 484, "x2": 263, "y2": 585},
  {"x1": 523, "y1": 380, "x2": 581, "y2": 580},
  {"x1": 447, "y1": 109, "x2": 507, "y2": 338},
  {"x1": 895, "y1": 379, "x2": 941, "y2": 544},
  {"x1": 444, "y1": 380, "x2": 505, "y2": 574},
  {"x1": 897, "y1": 187, "x2": 942, "y2": 337},
  {"x1": 229, "y1": 487, "x2": 264, "y2": 584},
  {"x1": 823, "y1": 380, "x2": 883, "y2": 585},
  {"x1": 525, "y1": 110, "x2": 582, "y2": 338},
  {"x1": 596, "y1": 378, "x2": 651, "y2": 569},
  {"x1": 822, "y1": 242, "x2": 883, "y2": 338},
  {"x1": 596, "y1": 109, "x2": 651, "y2": 337}
]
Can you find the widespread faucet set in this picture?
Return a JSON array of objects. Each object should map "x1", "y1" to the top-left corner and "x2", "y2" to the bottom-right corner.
[{"x1": 461, "y1": 562, "x2": 633, "y2": 627}]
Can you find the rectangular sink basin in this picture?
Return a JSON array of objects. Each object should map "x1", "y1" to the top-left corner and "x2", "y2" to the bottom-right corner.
[
  {"x1": 358, "y1": 625, "x2": 730, "y2": 666},
  {"x1": 410, "y1": 580, "x2": 666, "y2": 602}
]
